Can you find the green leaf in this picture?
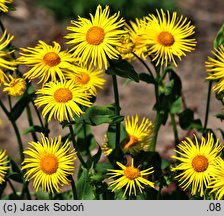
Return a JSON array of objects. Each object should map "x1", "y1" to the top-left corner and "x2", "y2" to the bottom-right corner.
[
  {"x1": 76, "y1": 168, "x2": 96, "y2": 200},
  {"x1": 22, "y1": 125, "x2": 49, "y2": 135},
  {"x1": 106, "y1": 59, "x2": 139, "y2": 82},
  {"x1": 86, "y1": 144, "x2": 102, "y2": 167},
  {"x1": 214, "y1": 24, "x2": 224, "y2": 48},
  {"x1": 35, "y1": 188, "x2": 50, "y2": 200},
  {"x1": 53, "y1": 190, "x2": 73, "y2": 200},
  {"x1": 83, "y1": 104, "x2": 124, "y2": 126},
  {"x1": 160, "y1": 79, "x2": 174, "y2": 95},
  {"x1": 178, "y1": 108, "x2": 194, "y2": 129},
  {"x1": 216, "y1": 113, "x2": 224, "y2": 121},
  {"x1": 74, "y1": 123, "x2": 96, "y2": 154},
  {"x1": 7, "y1": 159, "x2": 23, "y2": 183},
  {"x1": 170, "y1": 97, "x2": 182, "y2": 114},
  {"x1": 9, "y1": 94, "x2": 34, "y2": 121},
  {"x1": 178, "y1": 108, "x2": 202, "y2": 131},
  {"x1": 139, "y1": 73, "x2": 155, "y2": 84}
]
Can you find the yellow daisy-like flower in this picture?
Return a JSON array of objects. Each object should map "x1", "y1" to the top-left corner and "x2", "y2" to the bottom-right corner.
[
  {"x1": 35, "y1": 80, "x2": 92, "y2": 122},
  {"x1": 0, "y1": 0, "x2": 13, "y2": 13},
  {"x1": 208, "y1": 158, "x2": 224, "y2": 200},
  {"x1": 64, "y1": 65, "x2": 106, "y2": 96},
  {"x1": 18, "y1": 40, "x2": 77, "y2": 84},
  {"x1": 0, "y1": 31, "x2": 16, "y2": 85},
  {"x1": 107, "y1": 158, "x2": 154, "y2": 197},
  {"x1": 22, "y1": 133, "x2": 76, "y2": 193},
  {"x1": 121, "y1": 18, "x2": 149, "y2": 61},
  {"x1": 172, "y1": 133, "x2": 223, "y2": 197},
  {"x1": 206, "y1": 45, "x2": 224, "y2": 93},
  {"x1": 145, "y1": 9, "x2": 196, "y2": 67},
  {"x1": 122, "y1": 115, "x2": 153, "y2": 154},
  {"x1": 65, "y1": 5, "x2": 125, "y2": 69},
  {"x1": 3, "y1": 75, "x2": 26, "y2": 96},
  {"x1": 0, "y1": 149, "x2": 10, "y2": 184}
]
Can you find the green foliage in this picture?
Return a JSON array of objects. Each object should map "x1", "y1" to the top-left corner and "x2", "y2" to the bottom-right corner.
[
  {"x1": 36, "y1": 0, "x2": 176, "y2": 21},
  {"x1": 106, "y1": 59, "x2": 139, "y2": 82},
  {"x1": 76, "y1": 168, "x2": 96, "y2": 200}
]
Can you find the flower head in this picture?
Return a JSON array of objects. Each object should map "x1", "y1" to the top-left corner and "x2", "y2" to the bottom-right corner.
[
  {"x1": 35, "y1": 80, "x2": 92, "y2": 122},
  {"x1": 145, "y1": 9, "x2": 196, "y2": 67},
  {"x1": 3, "y1": 75, "x2": 26, "y2": 96},
  {"x1": 65, "y1": 5, "x2": 125, "y2": 69},
  {"x1": 122, "y1": 115, "x2": 153, "y2": 154},
  {"x1": 0, "y1": 0, "x2": 13, "y2": 13},
  {"x1": 208, "y1": 158, "x2": 224, "y2": 200},
  {"x1": 64, "y1": 65, "x2": 106, "y2": 96},
  {"x1": 18, "y1": 41, "x2": 77, "y2": 84},
  {"x1": 0, "y1": 31, "x2": 16, "y2": 85},
  {"x1": 22, "y1": 133, "x2": 76, "y2": 193},
  {"x1": 206, "y1": 45, "x2": 224, "y2": 93},
  {"x1": 172, "y1": 133, "x2": 223, "y2": 197},
  {"x1": 0, "y1": 149, "x2": 10, "y2": 184},
  {"x1": 121, "y1": 18, "x2": 149, "y2": 61},
  {"x1": 107, "y1": 158, "x2": 154, "y2": 197}
]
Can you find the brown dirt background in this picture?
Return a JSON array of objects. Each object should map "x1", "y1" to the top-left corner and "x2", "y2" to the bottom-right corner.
[{"x1": 0, "y1": 0, "x2": 224, "y2": 194}]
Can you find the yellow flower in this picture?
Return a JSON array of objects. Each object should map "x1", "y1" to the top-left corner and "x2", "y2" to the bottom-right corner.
[
  {"x1": 107, "y1": 158, "x2": 154, "y2": 197},
  {"x1": 0, "y1": 31, "x2": 16, "y2": 85},
  {"x1": 3, "y1": 75, "x2": 26, "y2": 96},
  {"x1": 121, "y1": 18, "x2": 149, "y2": 61},
  {"x1": 206, "y1": 45, "x2": 224, "y2": 93},
  {"x1": 145, "y1": 9, "x2": 196, "y2": 67},
  {"x1": 65, "y1": 5, "x2": 125, "y2": 69},
  {"x1": 208, "y1": 158, "x2": 224, "y2": 200},
  {"x1": 22, "y1": 133, "x2": 76, "y2": 193},
  {"x1": 18, "y1": 40, "x2": 77, "y2": 84},
  {"x1": 0, "y1": 149, "x2": 10, "y2": 184},
  {"x1": 64, "y1": 64, "x2": 106, "y2": 96},
  {"x1": 35, "y1": 80, "x2": 92, "y2": 122},
  {"x1": 0, "y1": 0, "x2": 13, "y2": 13},
  {"x1": 172, "y1": 133, "x2": 223, "y2": 197},
  {"x1": 122, "y1": 115, "x2": 153, "y2": 154}
]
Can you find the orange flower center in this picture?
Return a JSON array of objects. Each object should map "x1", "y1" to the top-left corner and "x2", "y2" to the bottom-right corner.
[
  {"x1": 123, "y1": 135, "x2": 138, "y2": 150},
  {"x1": 192, "y1": 155, "x2": 209, "y2": 172},
  {"x1": 43, "y1": 52, "x2": 61, "y2": 67},
  {"x1": 86, "y1": 26, "x2": 105, "y2": 45},
  {"x1": 40, "y1": 154, "x2": 58, "y2": 175},
  {"x1": 124, "y1": 166, "x2": 141, "y2": 180},
  {"x1": 75, "y1": 72, "x2": 90, "y2": 85},
  {"x1": 157, "y1": 31, "x2": 175, "y2": 46},
  {"x1": 54, "y1": 88, "x2": 73, "y2": 103}
]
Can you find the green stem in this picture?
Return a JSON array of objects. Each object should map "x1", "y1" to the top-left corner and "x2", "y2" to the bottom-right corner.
[
  {"x1": 170, "y1": 113, "x2": 179, "y2": 146},
  {"x1": 69, "y1": 175, "x2": 78, "y2": 200},
  {"x1": 203, "y1": 81, "x2": 212, "y2": 135},
  {"x1": 0, "y1": 99, "x2": 9, "y2": 116},
  {"x1": 26, "y1": 105, "x2": 38, "y2": 142},
  {"x1": 149, "y1": 112, "x2": 163, "y2": 151},
  {"x1": 11, "y1": 121, "x2": 24, "y2": 162},
  {"x1": 8, "y1": 179, "x2": 19, "y2": 199},
  {"x1": 83, "y1": 121, "x2": 91, "y2": 159},
  {"x1": 31, "y1": 100, "x2": 44, "y2": 129},
  {"x1": 112, "y1": 75, "x2": 121, "y2": 152},
  {"x1": 132, "y1": 52, "x2": 155, "y2": 79},
  {"x1": 68, "y1": 124, "x2": 88, "y2": 169},
  {"x1": 8, "y1": 95, "x2": 12, "y2": 110}
]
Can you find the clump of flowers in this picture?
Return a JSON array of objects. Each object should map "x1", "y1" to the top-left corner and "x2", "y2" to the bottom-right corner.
[{"x1": 1, "y1": 2, "x2": 224, "y2": 201}]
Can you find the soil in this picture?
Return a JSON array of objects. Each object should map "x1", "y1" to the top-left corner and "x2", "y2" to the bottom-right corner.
[{"x1": 0, "y1": 0, "x2": 224, "y2": 186}]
